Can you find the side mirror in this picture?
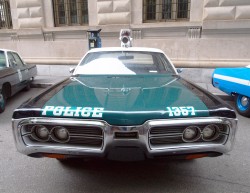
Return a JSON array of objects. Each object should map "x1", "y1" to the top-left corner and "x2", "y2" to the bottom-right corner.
[
  {"x1": 177, "y1": 68, "x2": 183, "y2": 73},
  {"x1": 69, "y1": 67, "x2": 75, "y2": 74}
]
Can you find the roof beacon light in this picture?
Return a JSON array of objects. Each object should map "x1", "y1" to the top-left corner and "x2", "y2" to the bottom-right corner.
[{"x1": 120, "y1": 29, "x2": 132, "y2": 48}]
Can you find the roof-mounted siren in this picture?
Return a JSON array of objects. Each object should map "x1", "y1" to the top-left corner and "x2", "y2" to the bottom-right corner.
[{"x1": 119, "y1": 29, "x2": 132, "y2": 48}]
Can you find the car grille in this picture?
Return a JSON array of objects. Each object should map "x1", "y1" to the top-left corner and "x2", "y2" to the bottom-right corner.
[
  {"x1": 149, "y1": 124, "x2": 229, "y2": 148},
  {"x1": 22, "y1": 124, "x2": 104, "y2": 149}
]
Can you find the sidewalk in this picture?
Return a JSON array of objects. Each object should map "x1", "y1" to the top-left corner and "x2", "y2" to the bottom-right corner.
[{"x1": 31, "y1": 75, "x2": 233, "y2": 101}]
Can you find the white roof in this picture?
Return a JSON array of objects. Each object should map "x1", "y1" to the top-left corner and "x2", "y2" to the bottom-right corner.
[
  {"x1": 0, "y1": 49, "x2": 17, "y2": 53},
  {"x1": 87, "y1": 47, "x2": 165, "y2": 54}
]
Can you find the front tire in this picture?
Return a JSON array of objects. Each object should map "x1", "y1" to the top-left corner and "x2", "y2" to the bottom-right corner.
[
  {"x1": 23, "y1": 82, "x2": 31, "y2": 91},
  {"x1": 0, "y1": 93, "x2": 6, "y2": 113},
  {"x1": 234, "y1": 94, "x2": 250, "y2": 117}
]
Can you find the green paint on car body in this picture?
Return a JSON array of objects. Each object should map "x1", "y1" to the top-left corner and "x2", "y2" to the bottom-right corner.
[{"x1": 42, "y1": 75, "x2": 209, "y2": 125}]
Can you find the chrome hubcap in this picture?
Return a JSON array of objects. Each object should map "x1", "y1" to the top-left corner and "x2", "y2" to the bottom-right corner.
[{"x1": 241, "y1": 96, "x2": 249, "y2": 106}]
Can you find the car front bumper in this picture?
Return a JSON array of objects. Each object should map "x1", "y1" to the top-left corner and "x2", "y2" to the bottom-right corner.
[{"x1": 12, "y1": 117, "x2": 237, "y2": 161}]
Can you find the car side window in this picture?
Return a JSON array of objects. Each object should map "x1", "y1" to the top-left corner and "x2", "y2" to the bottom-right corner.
[
  {"x1": 0, "y1": 51, "x2": 7, "y2": 68},
  {"x1": 12, "y1": 52, "x2": 25, "y2": 67},
  {"x1": 7, "y1": 52, "x2": 16, "y2": 67}
]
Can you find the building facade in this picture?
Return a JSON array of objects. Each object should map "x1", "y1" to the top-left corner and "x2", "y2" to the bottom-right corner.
[{"x1": 0, "y1": 0, "x2": 250, "y2": 67}]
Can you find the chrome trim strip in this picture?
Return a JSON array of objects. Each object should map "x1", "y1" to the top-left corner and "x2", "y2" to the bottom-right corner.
[{"x1": 12, "y1": 117, "x2": 237, "y2": 158}]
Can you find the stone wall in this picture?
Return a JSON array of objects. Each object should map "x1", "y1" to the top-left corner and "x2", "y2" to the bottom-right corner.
[
  {"x1": 203, "y1": 0, "x2": 250, "y2": 32},
  {"x1": 204, "y1": 0, "x2": 250, "y2": 21},
  {"x1": 15, "y1": 0, "x2": 45, "y2": 28},
  {"x1": 97, "y1": 0, "x2": 131, "y2": 25},
  {"x1": 0, "y1": 0, "x2": 250, "y2": 68}
]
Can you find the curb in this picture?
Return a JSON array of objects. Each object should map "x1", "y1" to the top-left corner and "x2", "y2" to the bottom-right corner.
[
  {"x1": 213, "y1": 94, "x2": 233, "y2": 101},
  {"x1": 31, "y1": 83, "x2": 53, "y2": 88}
]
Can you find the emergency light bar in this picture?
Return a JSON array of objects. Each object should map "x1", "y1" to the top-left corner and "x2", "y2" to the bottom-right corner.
[{"x1": 120, "y1": 29, "x2": 132, "y2": 47}]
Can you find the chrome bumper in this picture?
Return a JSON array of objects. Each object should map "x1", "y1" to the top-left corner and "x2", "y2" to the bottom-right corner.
[{"x1": 12, "y1": 117, "x2": 238, "y2": 159}]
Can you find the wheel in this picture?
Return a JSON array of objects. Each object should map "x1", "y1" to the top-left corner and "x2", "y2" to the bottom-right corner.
[
  {"x1": 23, "y1": 82, "x2": 31, "y2": 91},
  {"x1": 0, "y1": 93, "x2": 6, "y2": 113},
  {"x1": 234, "y1": 94, "x2": 250, "y2": 117}
]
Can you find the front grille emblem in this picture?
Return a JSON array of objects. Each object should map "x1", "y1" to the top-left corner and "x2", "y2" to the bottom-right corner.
[{"x1": 121, "y1": 88, "x2": 131, "y2": 95}]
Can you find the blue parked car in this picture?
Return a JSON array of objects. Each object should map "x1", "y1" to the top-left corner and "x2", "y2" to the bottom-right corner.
[{"x1": 212, "y1": 66, "x2": 250, "y2": 117}]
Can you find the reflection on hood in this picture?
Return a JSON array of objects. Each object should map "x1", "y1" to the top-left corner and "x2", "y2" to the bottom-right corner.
[{"x1": 75, "y1": 58, "x2": 136, "y2": 75}]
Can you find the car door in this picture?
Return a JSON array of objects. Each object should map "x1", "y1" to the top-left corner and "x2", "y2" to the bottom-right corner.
[
  {"x1": 6, "y1": 51, "x2": 26, "y2": 93},
  {"x1": 11, "y1": 52, "x2": 29, "y2": 82}
]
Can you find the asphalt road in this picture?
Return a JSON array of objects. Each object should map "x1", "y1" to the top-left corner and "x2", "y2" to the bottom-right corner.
[{"x1": 0, "y1": 88, "x2": 250, "y2": 193}]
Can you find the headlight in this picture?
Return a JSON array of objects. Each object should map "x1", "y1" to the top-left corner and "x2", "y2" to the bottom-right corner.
[
  {"x1": 32, "y1": 125, "x2": 50, "y2": 142},
  {"x1": 182, "y1": 126, "x2": 201, "y2": 142},
  {"x1": 202, "y1": 125, "x2": 219, "y2": 141},
  {"x1": 52, "y1": 126, "x2": 69, "y2": 143}
]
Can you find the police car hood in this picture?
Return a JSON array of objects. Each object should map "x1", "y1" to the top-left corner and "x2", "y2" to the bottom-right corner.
[
  {"x1": 13, "y1": 75, "x2": 235, "y2": 125},
  {"x1": 39, "y1": 75, "x2": 214, "y2": 125}
]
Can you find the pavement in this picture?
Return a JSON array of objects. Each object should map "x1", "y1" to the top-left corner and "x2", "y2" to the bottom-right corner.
[
  {"x1": 30, "y1": 75, "x2": 233, "y2": 101},
  {"x1": 1, "y1": 89, "x2": 249, "y2": 192}
]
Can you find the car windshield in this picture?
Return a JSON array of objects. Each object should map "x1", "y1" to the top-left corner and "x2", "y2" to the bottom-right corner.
[{"x1": 74, "y1": 51, "x2": 176, "y2": 75}]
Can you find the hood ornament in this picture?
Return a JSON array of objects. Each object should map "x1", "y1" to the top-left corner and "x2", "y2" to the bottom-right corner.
[{"x1": 121, "y1": 87, "x2": 131, "y2": 95}]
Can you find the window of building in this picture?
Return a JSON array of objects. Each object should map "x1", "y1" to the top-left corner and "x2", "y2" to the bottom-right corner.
[
  {"x1": 143, "y1": 0, "x2": 190, "y2": 22},
  {"x1": 53, "y1": 0, "x2": 88, "y2": 26},
  {"x1": 0, "y1": 0, "x2": 12, "y2": 29}
]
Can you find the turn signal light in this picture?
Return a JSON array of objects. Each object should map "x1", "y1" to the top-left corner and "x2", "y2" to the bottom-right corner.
[
  {"x1": 185, "y1": 153, "x2": 208, "y2": 160},
  {"x1": 42, "y1": 153, "x2": 66, "y2": 159}
]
